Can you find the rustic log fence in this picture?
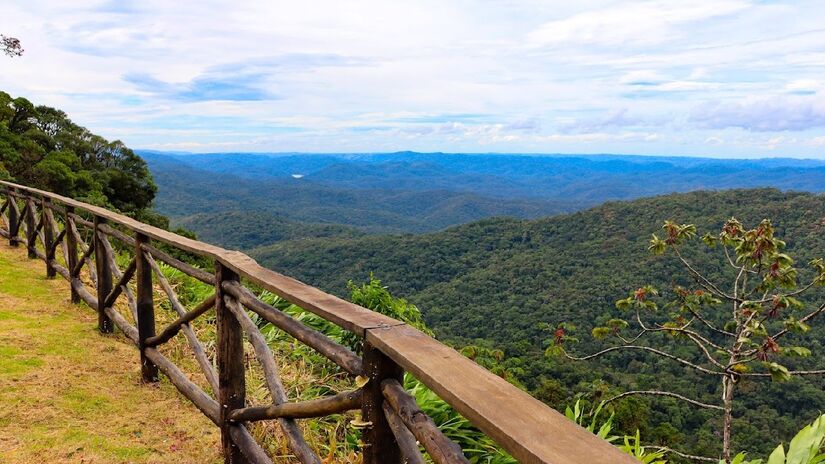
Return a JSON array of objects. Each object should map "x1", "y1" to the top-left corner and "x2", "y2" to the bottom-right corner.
[{"x1": 0, "y1": 180, "x2": 637, "y2": 464}]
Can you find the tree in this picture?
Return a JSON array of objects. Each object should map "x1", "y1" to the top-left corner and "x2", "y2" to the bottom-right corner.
[
  {"x1": 0, "y1": 90, "x2": 157, "y2": 215},
  {"x1": 1, "y1": 35, "x2": 23, "y2": 57},
  {"x1": 549, "y1": 218, "x2": 825, "y2": 463}
]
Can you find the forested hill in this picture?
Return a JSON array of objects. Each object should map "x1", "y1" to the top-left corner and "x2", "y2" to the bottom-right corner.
[
  {"x1": 250, "y1": 188, "x2": 825, "y2": 342},
  {"x1": 141, "y1": 151, "x2": 825, "y2": 238},
  {"x1": 250, "y1": 188, "x2": 825, "y2": 455},
  {"x1": 0, "y1": 91, "x2": 161, "y2": 224},
  {"x1": 142, "y1": 151, "x2": 572, "y2": 236}
]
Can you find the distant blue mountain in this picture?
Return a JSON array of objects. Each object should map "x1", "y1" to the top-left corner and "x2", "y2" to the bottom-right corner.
[{"x1": 140, "y1": 150, "x2": 825, "y2": 244}]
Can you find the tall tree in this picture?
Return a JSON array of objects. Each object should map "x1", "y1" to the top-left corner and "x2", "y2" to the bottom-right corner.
[
  {"x1": 0, "y1": 91, "x2": 157, "y2": 217},
  {"x1": 550, "y1": 218, "x2": 825, "y2": 463}
]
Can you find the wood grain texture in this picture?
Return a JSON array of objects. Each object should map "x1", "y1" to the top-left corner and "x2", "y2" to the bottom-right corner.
[
  {"x1": 361, "y1": 342, "x2": 403, "y2": 464},
  {"x1": 135, "y1": 233, "x2": 159, "y2": 382},
  {"x1": 42, "y1": 200, "x2": 55, "y2": 278},
  {"x1": 215, "y1": 262, "x2": 247, "y2": 464},
  {"x1": 382, "y1": 402, "x2": 426, "y2": 464},
  {"x1": 223, "y1": 295, "x2": 321, "y2": 464},
  {"x1": 367, "y1": 324, "x2": 639, "y2": 464},
  {"x1": 229, "y1": 390, "x2": 361, "y2": 422},
  {"x1": 224, "y1": 281, "x2": 363, "y2": 375},
  {"x1": 382, "y1": 379, "x2": 468, "y2": 464},
  {"x1": 93, "y1": 219, "x2": 113, "y2": 333}
]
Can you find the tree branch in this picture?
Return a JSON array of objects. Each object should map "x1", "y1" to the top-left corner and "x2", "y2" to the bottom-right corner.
[
  {"x1": 686, "y1": 306, "x2": 736, "y2": 337},
  {"x1": 741, "y1": 369, "x2": 825, "y2": 377},
  {"x1": 771, "y1": 301, "x2": 825, "y2": 341},
  {"x1": 604, "y1": 390, "x2": 723, "y2": 410},
  {"x1": 651, "y1": 446, "x2": 719, "y2": 463},
  {"x1": 674, "y1": 247, "x2": 736, "y2": 301},
  {"x1": 562, "y1": 345, "x2": 725, "y2": 376}
]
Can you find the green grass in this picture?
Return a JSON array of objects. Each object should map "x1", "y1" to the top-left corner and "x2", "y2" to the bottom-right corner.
[{"x1": 0, "y1": 243, "x2": 221, "y2": 463}]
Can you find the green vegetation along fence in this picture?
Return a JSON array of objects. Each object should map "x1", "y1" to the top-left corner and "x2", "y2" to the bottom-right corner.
[{"x1": 0, "y1": 179, "x2": 636, "y2": 464}]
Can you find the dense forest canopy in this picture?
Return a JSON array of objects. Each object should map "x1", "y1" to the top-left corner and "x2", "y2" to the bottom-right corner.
[
  {"x1": 0, "y1": 91, "x2": 157, "y2": 221},
  {"x1": 248, "y1": 189, "x2": 825, "y2": 459}
]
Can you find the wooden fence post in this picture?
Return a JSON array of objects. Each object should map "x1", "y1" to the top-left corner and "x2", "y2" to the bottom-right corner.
[
  {"x1": 7, "y1": 189, "x2": 17, "y2": 247},
  {"x1": 25, "y1": 197, "x2": 36, "y2": 258},
  {"x1": 43, "y1": 198, "x2": 55, "y2": 278},
  {"x1": 361, "y1": 341, "x2": 403, "y2": 464},
  {"x1": 65, "y1": 206, "x2": 80, "y2": 303},
  {"x1": 215, "y1": 261, "x2": 247, "y2": 464},
  {"x1": 94, "y1": 216, "x2": 113, "y2": 333},
  {"x1": 135, "y1": 233, "x2": 158, "y2": 382}
]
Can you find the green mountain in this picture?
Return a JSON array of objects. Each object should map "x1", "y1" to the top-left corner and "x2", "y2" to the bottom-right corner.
[
  {"x1": 250, "y1": 188, "x2": 825, "y2": 457},
  {"x1": 142, "y1": 151, "x2": 573, "y2": 234},
  {"x1": 173, "y1": 211, "x2": 364, "y2": 250},
  {"x1": 142, "y1": 151, "x2": 825, "y2": 237}
]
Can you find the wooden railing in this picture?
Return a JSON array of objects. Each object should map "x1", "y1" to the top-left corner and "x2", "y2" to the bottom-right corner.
[{"x1": 0, "y1": 179, "x2": 637, "y2": 464}]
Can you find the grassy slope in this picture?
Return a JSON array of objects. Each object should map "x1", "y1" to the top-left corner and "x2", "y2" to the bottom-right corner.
[{"x1": 0, "y1": 242, "x2": 221, "y2": 463}]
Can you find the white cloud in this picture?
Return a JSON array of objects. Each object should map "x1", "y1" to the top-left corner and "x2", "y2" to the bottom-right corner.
[
  {"x1": 1, "y1": 0, "x2": 825, "y2": 155},
  {"x1": 691, "y1": 96, "x2": 825, "y2": 131},
  {"x1": 527, "y1": 0, "x2": 752, "y2": 47}
]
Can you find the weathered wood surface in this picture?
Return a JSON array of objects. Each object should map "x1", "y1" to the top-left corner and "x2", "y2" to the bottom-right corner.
[
  {"x1": 362, "y1": 342, "x2": 403, "y2": 464},
  {"x1": 64, "y1": 206, "x2": 79, "y2": 303},
  {"x1": 93, "y1": 219, "x2": 114, "y2": 333},
  {"x1": 224, "y1": 281, "x2": 363, "y2": 375},
  {"x1": 368, "y1": 324, "x2": 640, "y2": 464},
  {"x1": 104, "y1": 305, "x2": 139, "y2": 344},
  {"x1": 135, "y1": 233, "x2": 158, "y2": 383},
  {"x1": 7, "y1": 194, "x2": 19, "y2": 247},
  {"x1": 215, "y1": 262, "x2": 247, "y2": 463},
  {"x1": 228, "y1": 425, "x2": 275, "y2": 464},
  {"x1": 140, "y1": 242, "x2": 214, "y2": 284},
  {"x1": 145, "y1": 251, "x2": 219, "y2": 393},
  {"x1": 99, "y1": 235, "x2": 138, "y2": 321},
  {"x1": 145, "y1": 346, "x2": 220, "y2": 424},
  {"x1": 25, "y1": 198, "x2": 36, "y2": 258},
  {"x1": 229, "y1": 390, "x2": 362, "y2": 422},
  {"x1": 42, "y1": 200, "x2": 56, "y2": 278},
  {"x1": 98, "y1": 222, "x2": 137, "y2": 247},
  {"x1": 224, "y1": 294, "x2": 321, "y2": 464},
  {"x1": 145, "y1": 294, "x2": 216, "y2": 347},
  {"x1": 70, "y1": 221, "x2": 95, "y2": 280},
  {"x1": 383, "y1": 402, "x2": 427, "y2": 464},
  {"x1": 382, "y1": 379, "x2": 469, "y2": 464},
  {"x1": 102, "y1": 257, "x2": 136, "y2": 310}
]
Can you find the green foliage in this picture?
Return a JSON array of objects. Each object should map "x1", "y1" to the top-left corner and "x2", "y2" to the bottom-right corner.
[
  {"x1": 172, "y1": 210, "x2": 365, "y2": 250},
  {"x1": 342, "y1": 274, "x2": 432, "y2": 352},
  {"x1": 727, "y1": 413, "x2": 825, "y2": 464},
  {"x1": 619, "y1": 431, "x2": 667, "y2": 464},
  {"x1": 248, "y1": 189, "x2": 825, "y2": 459},
  {"x1": 0, "y1": 90, "x2": 156, "y2": 215},
  {"x1": 564, "y1": 399, "x2": 616, "y2": 441}
]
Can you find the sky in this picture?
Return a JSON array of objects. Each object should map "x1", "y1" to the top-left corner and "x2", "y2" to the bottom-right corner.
[{"x1": 2, "y1": 0, "x2": 825, "y2": 157}]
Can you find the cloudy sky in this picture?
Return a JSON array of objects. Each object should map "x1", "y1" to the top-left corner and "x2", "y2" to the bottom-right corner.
[{"x1": 2, "y1": 1, "x2": 825, "y2": 157}]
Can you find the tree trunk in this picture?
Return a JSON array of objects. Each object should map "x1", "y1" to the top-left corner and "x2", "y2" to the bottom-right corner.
[{"x1": 722, "y1": 374, "x2": 735, "y2": 463}]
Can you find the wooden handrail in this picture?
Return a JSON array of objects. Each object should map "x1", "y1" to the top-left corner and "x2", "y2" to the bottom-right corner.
[{"x1": 0, "y1": 179, "x2": 638, "y2": 464}]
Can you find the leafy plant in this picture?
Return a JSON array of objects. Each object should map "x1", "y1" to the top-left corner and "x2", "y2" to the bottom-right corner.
[
  {"x1": 552, "y1": 218, "x2": 825, "y2": 462},
  {"x1": 726, "y1": 414, "x2": 825, "y2": 464},
  {"x1": 564, "y1": 399, "x2": 616, "y2": 441},
  {"x1": 620, "y1": 431, "x2": 667, "y2": 464}
]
